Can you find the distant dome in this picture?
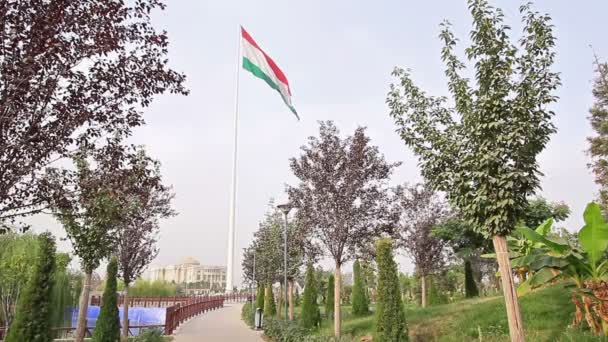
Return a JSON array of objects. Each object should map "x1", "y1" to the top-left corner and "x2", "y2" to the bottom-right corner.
[{"x1": 180, "y1": 257, "x2": 200, "y2": 265}]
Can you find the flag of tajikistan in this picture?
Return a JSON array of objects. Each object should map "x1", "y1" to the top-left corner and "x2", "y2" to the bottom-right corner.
[{"x1": 241, "y1": 27, "x2": 299, "y2": 120}]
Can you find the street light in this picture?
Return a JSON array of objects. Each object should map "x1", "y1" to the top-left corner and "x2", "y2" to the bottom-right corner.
[{"x1": 277, "y1": 202, "x2": 292, "y2": 321}]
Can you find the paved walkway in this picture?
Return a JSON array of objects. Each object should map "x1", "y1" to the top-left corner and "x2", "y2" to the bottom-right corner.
[{"x1": 172, "y1": 303, "x2": 263, "y2": 342}]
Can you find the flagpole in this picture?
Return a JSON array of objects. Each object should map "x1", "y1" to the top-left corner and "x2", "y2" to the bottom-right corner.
[{"x1": 226, "y1": 25, "x2": 241, "y2": 294}]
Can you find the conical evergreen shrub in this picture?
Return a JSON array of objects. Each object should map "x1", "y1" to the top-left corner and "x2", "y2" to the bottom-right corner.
[
  {"x1": 256, "y1": 284, "x2": 265, "y2": 311},
  {"x1": 300, "y1": 264, "x2": 320, "y2": 329},
  {"x1": 6, "y1": 232, "x2": 57, "y2": 342},
  {"x1": 464, "y1": 260, "x2": 479, "y2": 298},
  {"x1": 325, "y1": 274, "x2": 335, "y2": 320},
  {"x1": 352, "y1": 259, "x2": 369, "y2": 316},
  {"x1": 92, "y1": 257, "x2": 120, "y2": 342},
  {"x1": 375, "y1": 238, "x2": 407, "y2": 342},
  {"x1": 263, "y1": 284, "x2": 276, "y2": 317}
]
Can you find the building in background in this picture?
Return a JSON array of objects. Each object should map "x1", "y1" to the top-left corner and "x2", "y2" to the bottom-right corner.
[{"x1": 147, "y1": 257, "x2": 227, "y2": 293}]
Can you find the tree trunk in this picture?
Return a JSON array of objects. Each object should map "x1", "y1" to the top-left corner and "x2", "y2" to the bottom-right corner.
[
  {"x1": 492, "y1": 235, "x2": 524, "y2": 342},
  {"x1": 421, "y1": 275, "x2": 427, "y2": 308},
  {"x1": 75, "y1": 271, "x2": 92, "y2": 342},
  {"x1": 122, "y1": 284, "x2": 130, "y2": 339},
  {"x1": 277, "y1": 284, "x2": 283, "y2": 319},
  {"x1": 288, "y1": 279, "x2": 294, "y2": 321},
  {"x1": 334, "y1": 263, "x2": 341, "y2": 337}
]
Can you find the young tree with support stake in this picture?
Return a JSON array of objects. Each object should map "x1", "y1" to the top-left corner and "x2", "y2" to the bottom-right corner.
[
  {"x1": 394, "y1": 183, "x2": 449, "y2": 308},
  {"x1": 116, "y1": 152, "x2": 175, "y2": 339},
  {"x1": 387, "y1": 1, "x2": 560, "y2": 340},
  {"x1": 288, "y1": 121, "x2": 398, "y2": 337},
  {"x1": 46, "y1": 142, "x2": 166, "y2": 342}
]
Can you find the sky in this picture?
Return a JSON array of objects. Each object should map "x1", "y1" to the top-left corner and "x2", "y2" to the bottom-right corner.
[{"x1": 27, "y1": 0, "x2": 608, "y2": 285}]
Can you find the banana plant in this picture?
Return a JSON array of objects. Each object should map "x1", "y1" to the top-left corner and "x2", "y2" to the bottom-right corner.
[{"x1": 515, "y1": 202, "x2": 608, "y2": 335}]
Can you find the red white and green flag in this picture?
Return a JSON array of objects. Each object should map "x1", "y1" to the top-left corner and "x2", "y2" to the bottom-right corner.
[{"x1": 241, "y1": 26, "x2": 299, "y2": 120}]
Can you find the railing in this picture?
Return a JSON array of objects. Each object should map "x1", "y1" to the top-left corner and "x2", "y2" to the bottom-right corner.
[
  {"x1": 164, "y1": 295, "x2": 224, "y2": 335},
  {"x1": 0, "y1": 293, "x2": 254, "y2": 340},
  {"x1": 90, "y1": 292, "x2": 252, "y2": 307}
]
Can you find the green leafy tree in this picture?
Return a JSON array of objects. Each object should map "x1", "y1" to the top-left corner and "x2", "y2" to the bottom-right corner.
[
  {"x1": 6, "y1": 232, "x2": 56, "y2": 342},
  {"x1": 92, "y1": 257, "x2": 120, "y2": 342},
  {"x1": 387, "y1": 2, "x2": 559, "y2": 339},
  {"x1": 300, "y1": 265, "x2": 320, "y2": 329},
  {"x1": 375, "y1": 239, "x2": 407, "y2": 341},
  {"x1": 588, "y1": 58, "x2": 608, "y2": 210},
  {"x1": 0, "y1": 233, "x2": 39, "y2": 330},
  {"x1": 464, "y1": 260, "x2": 479, "y2": 298},
  {"x1": 352, "y1": 260, "x2": 369, "y2": 315},
  {"x1": 263, "y1": 284, "x2": 276, "y2": 318},
  {"x1": 50, "y1": 253, "x2": 74, "y2": 330},
  {"x1": 256, "y1": 285, "x2": 265, "y2": 311},
  {"x1": 325, "y1": 274, "x2": 335, "y2": 319}
]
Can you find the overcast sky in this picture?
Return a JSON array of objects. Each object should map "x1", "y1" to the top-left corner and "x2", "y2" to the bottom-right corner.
[{"x1": 28, "y1": 1, "x2": 608, "y2": 285}]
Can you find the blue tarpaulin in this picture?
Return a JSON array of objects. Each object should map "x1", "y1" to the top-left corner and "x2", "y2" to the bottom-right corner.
[{"x1": 71, "y1": 306, "x2": 165, "y2": 335}]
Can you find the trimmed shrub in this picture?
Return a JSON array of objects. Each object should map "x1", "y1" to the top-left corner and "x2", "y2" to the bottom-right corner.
[
  {"x1": 464, "y1": 260, "x2": 479, "y2": 298},
  {"x1": 6, "y1": 232, "x2": 56, "y2": 342},
  {"x1": 352, "y1": 260, "x2": 369, "y2": 316},
  {"x1": 241, "y1": 302, "x2": 255, "y2": 327},
  {"x1": 325, "y1": 274, "x2": 335, "y2": 320},
  {"x1": 300, "y1": 265, "x2": 321, "y2": 329},
  {"x1": 133, "y1": 328, "x2": 164, "y2": 342},
  {"x1": 375, "y1": 238, "x2": 407, "y2": 342},
  {"x1": 256, "y1": 284, "x2": 265, "y2": 311},
  {"x1": 92, "y1": 257, "x2": 120, "y2": 342},
  {"x1": 264, "y1": 284, "x2": 277, "y2": 317}
]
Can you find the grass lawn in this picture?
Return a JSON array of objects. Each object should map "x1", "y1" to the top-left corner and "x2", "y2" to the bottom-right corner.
[{"x1": 293, "y1": 285, "x2": 606, "y2": 341}]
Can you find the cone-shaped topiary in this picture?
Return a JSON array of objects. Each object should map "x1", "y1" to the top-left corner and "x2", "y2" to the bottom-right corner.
[
  {"x1": 375, "y1": 238, "x2": 407, "y2": 342},
  {"x1": 92, "y1": 257, "x2": 120, "y2": 342},
  {"x1": 256, "y1": 284, "x2": 265, "y2": 311},
  {"x1": 6, "y1": 232, "x2": 57, "y2": 342},
  {"x1": 263, "y1": 284, "x2": 276, "y2": 318},
  {"x1": 464, "y1": 260, "x2": 479, "y2": 298},
  {"x1": 352, "y1": 259, "x2": 369, "y2": 316},
  {"x1": 300, "y1": 264, "x2": 320, "y2": 329},
  {"x1": 325, "y1": 274, "x2": 335, "y2": 320}
]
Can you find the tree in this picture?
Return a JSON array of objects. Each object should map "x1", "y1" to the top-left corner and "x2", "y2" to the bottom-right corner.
[
  {"x1": 6, "y1": 232, "x2": 56, "y2": 342},
  {"x1": 0, "y1": 0, "x2": 186, "y2": 225},
  {"x1": 375, "y1": 238, "x2": 407, "y2": 342},
  {"x1": 464, "y1": 260, "x2": 479, "y2": 298},
  {"x1": 520, "y1": 197, "x2": 570, "y2": 229},
  {"x1": 352, "y1": 260, "x2": 369, "y2": 315},
  {"x1": 387, "y1": 1, "x2": 559, "y2": 339},
  {"x1": 0, "y1": 233, "x2": 39, "y2": 330},
  {"x1": 288, "y1": 121, "x2": 398, "y2": 337},
  {"x1": 50, "y1": 253, "x2": 74, "y2": 330},
  {"x1": 394, "y1": 183, "x2": 449, "y2": 307},
  {"x1": 47, "y1": 142, "x2": 164, "y2": 342},
  {"x1": 256, "y1": 285, "x2": 265, "y2": 311},
  {"x1": 263, "y1": 284, "x2": 276, "y2": 318},
  {"x1": 325, "y1": 274, "x2": 335, "y2": 320},
  {"x1": 588, "y1": 58, "x2": 608, "y2": 211},
  {"x1": 92, "y1": 257, "x2": 120, "y2": 342},
  {"x1": 116, "y1": 152, "x2": 175, "y2": 338},
  {"x1": 300, "y1": 264, "x2": 320, "y2": 329}
]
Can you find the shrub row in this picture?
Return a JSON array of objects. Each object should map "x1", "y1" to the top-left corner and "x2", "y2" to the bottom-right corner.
[{"x1": 262, "y1": 318, "x2": 352, "y2": 342}]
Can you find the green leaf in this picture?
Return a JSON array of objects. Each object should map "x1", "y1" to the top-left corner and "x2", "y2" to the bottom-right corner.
[
  {"x1": 534, "y1": 218, "x2": 554, "y2": 236},
  {"x1": 517, "y1": 268, "x2": 559, "y2": 297},
  {"x1": 578, "y1": 202, "x2": 608, "y2": 269},
  {"x1": 516, "y1": 226, "x2": 569, "y2": 255}
]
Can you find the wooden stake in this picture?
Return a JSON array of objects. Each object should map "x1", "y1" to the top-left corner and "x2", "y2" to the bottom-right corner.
[{"x1": 492, "y1": 235, "x2": 525, "y2": 342}]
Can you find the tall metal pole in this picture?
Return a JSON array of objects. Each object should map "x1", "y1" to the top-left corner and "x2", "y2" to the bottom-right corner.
[
  {"x1": 252, "y1": 251, "x2": 256, "y2": 325},
  {"x1": 283, "y1": 211, "x2": 288, "y2": 321},
  {"x1": 226, "y1": 25, "x2": 242, "y2": 293}
]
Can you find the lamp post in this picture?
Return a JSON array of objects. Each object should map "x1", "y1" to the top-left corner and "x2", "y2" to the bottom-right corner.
[{"x1": 277, "y1": 203, "x2": 292, "y2": 321}]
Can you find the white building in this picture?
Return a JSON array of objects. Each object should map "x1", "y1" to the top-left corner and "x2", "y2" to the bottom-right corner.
[{"x1": 148, "y1": 257, "x2": 226, "y2": 291}]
